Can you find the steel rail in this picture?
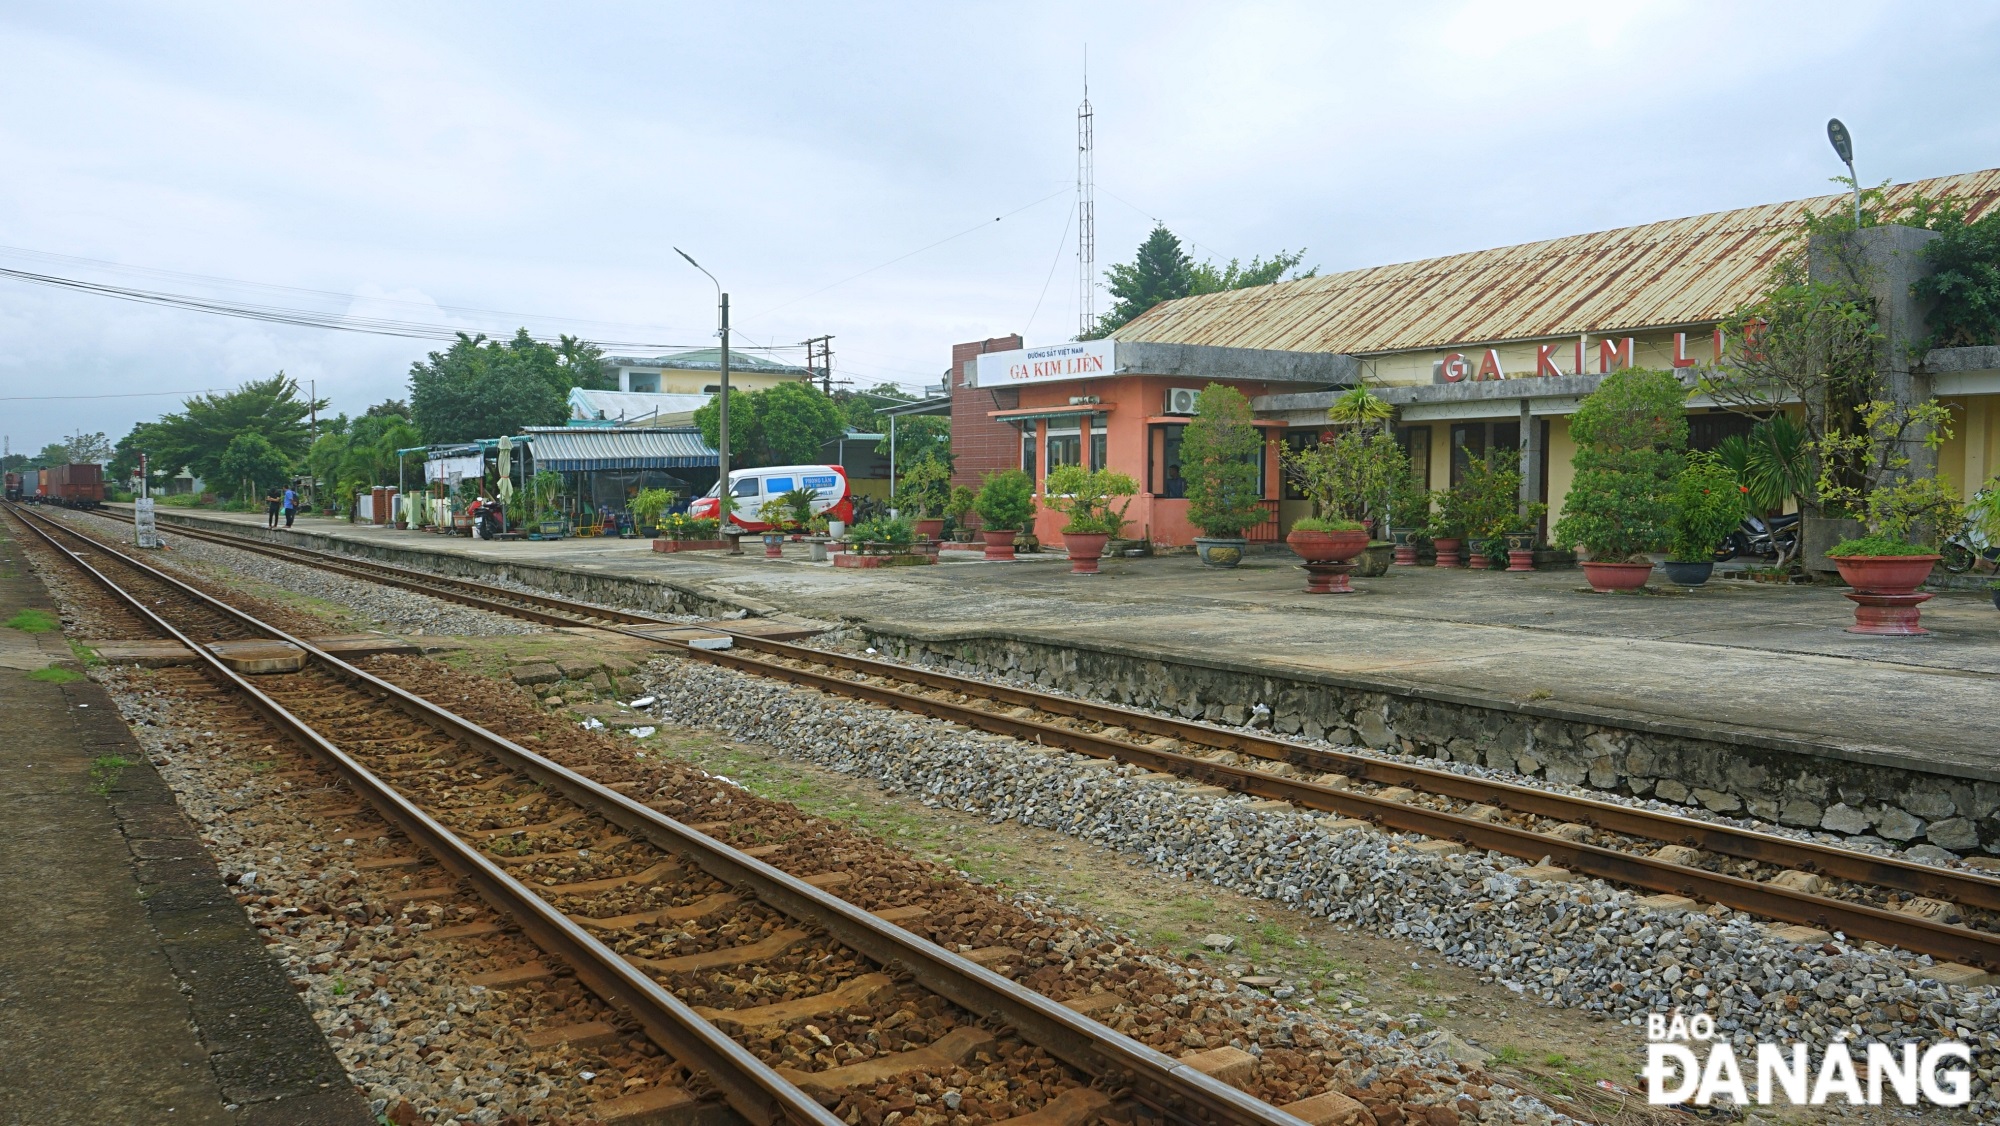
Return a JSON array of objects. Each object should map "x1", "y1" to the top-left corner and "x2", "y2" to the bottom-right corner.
[
  {"x1": 120, "y1": 512, "x2": 2000, "y2": 922},
  {"x1": 10, "y1": 505, "x2": 842, "y2": 1126},
  {"x1": 673, "y1": 639, "x2": 2000, "y2": 973},
  {"x1": 116, "y1": 513, "x2": 2000, "y2": 959},
  {"x1": 18, "y1": 505, "x2": 1306, "y2": 1126}
]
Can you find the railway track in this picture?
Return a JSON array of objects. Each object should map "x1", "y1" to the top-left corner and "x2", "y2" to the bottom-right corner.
[
  {"x1": 94, "y1": 508, "x2": 2000, "y2": 979},
  {"x1": 13, "y1": 503, "x2": 1328, "y2": 1126}
]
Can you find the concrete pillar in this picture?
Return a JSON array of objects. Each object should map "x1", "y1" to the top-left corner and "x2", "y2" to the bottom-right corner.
[
  {"x1": 1807, "y1": 224, "x2": 1943, "y2": 481},
  {"x1": 1518, "y1": 397, "x2": 1542, "y2": 517},
  {"x1": 1966, "y1": 400, "x2": 1991, "y2": 495}
]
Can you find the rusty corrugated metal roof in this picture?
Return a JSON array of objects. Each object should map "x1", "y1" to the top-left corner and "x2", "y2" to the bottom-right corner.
[{"x1": 1113, "y1": 169, "x2": 2000, "y2": 356}]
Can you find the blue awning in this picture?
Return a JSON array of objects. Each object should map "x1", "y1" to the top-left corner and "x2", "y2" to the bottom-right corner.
[{"x1": 523, "y1": 427, "x2": 717, "y2": 471}]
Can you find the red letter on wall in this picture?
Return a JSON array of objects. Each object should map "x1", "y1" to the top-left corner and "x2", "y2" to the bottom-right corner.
[
  {"x1": 1535, "y1": 343, "x2": 1564, "y2": 377},
  {"x1": 1597, "y1": 337, "x2": 1634, "y2": 373},
  {"x1": 1671, "y1": 332, "x2": 1696, "y2": 368},
  {"x1": 1476, "y1": 348, "x2": 1505, "y2": 380},
  {"x1": 1438, "y1": 353, "x2": 1468, "y2": 382},
  {"x1": 1712, "y1": 327, "x2": 1726, "y2": 364}
]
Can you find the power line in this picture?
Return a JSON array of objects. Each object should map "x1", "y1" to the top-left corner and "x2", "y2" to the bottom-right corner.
[
  {"x1": 0, "y1": 264, "x2": 803, "y2": 354},
  {"x1": 0, "y1": 388, "x2": 228, "y2": 401},
  {"x1": 1025, "y1": 194, "x2": 1074, "y2": 339}
]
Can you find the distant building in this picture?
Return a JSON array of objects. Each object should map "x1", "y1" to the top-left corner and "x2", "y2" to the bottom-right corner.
[{"x1": 603, "y1": 348, "x2": 814, "y2": 395}]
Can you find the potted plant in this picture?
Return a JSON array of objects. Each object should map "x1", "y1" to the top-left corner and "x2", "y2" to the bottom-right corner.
[
  {"x1": 944, "y1": 485, "x2": 977, "y2": 541},
  {"x1": 1043, "y1": 464, "x2": 1136, "y2": 574},
  {"x1": 1387, "y1": 476, "x2": 1433, "y2": 566},
  {"x1": 1180, "y1": 384, "x2": 1266, "y2": 569},
  {"x1": 1285, "y1": 515, "x2": 1369, "y2": 562},
  {"x1": 972, "y1": 469, "x2": 1035, "y2": 561},
  {"x1": 1501, "y1": 505, "x2": 1546, "y2": 572},
  {"x1": 653, "y1": 513, "x2": 725, "y2": 552},
  {"x1": 1661, "y1": 451, "x2": 1747, "y2": 588},
  {"x1": 629, "y1": 488, "x2": 674, "y2": 538},
  {"x1": 894, "y1": 455, "x2": 952, "y2": 540},
  {"x1": 756, "y1": 498, "x2": 797, "y2": 557},
  {"x1": 1447, "y1": 451, "x2": 1522, "y2": 571},
  {"x1": 1552, "y1": 369, "x2": 1688, "y2": 592}
]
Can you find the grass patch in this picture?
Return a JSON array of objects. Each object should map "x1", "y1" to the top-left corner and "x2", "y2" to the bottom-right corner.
[
  {"x1": 28, "y1": 666, "x2": 83, "y2": 684},
  {"x1": 69, "y1": 640, "x2": 103, "y2": 666},
  {"x1": 6, "y1": 608, "x2": 59, "y2": 633},
  {"x1": 89, "y1": 755, "x2": 135, "y2": 796}
]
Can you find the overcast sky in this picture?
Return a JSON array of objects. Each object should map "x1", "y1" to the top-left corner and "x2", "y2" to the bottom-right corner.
[{"x1": 4, "y1": 1, "x2": 1998, "y2": 455}]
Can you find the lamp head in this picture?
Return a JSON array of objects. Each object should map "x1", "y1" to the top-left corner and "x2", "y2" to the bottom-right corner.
[{"x1": 1826, "y1": 119, "x2": 1854, "y2": 165}]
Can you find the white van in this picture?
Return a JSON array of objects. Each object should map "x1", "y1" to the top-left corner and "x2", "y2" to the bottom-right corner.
[{"x1": 687, "y1": 465, "x2": 853, "y2": 530}]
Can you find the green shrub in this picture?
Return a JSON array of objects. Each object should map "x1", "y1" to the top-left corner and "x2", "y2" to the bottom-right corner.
[
  {"x1": 972, "y1": 470, "x2": 1036, "y2": 531},
  {"x1": 1290, "y1": 515, "x2": 1364, "y2": 533},
  {"x1": 629, "y1": 488, "x2": 675, "y2": 531},
  {"x1": 850, "y1": 515, "x2": 915, "y2": 545},
  {"x1": 1552, "y1": 369, "x2": 1687, "y2": 560},
  {"x1": 1667, "y1": 451, "x2": 1748, "y2": 562},
  {"x1": 1827, "y1": 534, "x2": 1937, "y2": 557},
  {"x1": 1180, "y1": 384, "x2": 1265, "y2": 538},
  {"x1": 1043, "y1": 465, "x2": 1137, "y2": 536},
  {"x1": 657, "y1": 513, "x2": 720, "y2": 540},
  {"x1": 892, "y1": 455, "x2": 952, "y2": 519}
]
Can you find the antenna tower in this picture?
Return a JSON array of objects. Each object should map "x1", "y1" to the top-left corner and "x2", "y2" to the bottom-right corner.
[{"x1": 1076, "y1": 55, "x2": 1095, "y2": 340}]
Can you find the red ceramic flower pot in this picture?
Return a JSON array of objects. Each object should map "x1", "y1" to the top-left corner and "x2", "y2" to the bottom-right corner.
[
  {"x1": 1467, "y1": 552, "x2": 1490, "y2": 570},
  {"x1": 1284, "y1": 529, "x2": 1369, "y2": 564},
  {"x1": 1063, "y1": 532, "x2": 1110, "y2": 574},
  {"x1": 913, "y1": 518, "x2": 945, "y2": 540},
  {"x1": 1432, "y1": 537, "x2": 1462, "y2": 568},
  {"x1": 1578, "y1": 561, "x2": 1653, "y2": 592},
  {"x1": 1832, "y1": 554, "x2": 1941, "y2": 635},
  {"x1": 981, "y1": 528, "x2": 1017, "y2": 561}
]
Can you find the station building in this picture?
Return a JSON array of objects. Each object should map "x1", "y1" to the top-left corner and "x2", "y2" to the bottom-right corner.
[{"x1": 950, "y1": 168, "x2": 2000, "y2": 549}]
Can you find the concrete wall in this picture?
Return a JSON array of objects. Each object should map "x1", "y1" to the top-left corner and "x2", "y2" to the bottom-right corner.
[{"x1": 866, "y1": 628, "x2": 2000, "y2": 855}]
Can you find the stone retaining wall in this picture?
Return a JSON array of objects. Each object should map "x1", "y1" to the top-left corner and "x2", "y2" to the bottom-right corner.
[{"x1": 863, "y1": 630, "x2": 2000, "y2": 858}]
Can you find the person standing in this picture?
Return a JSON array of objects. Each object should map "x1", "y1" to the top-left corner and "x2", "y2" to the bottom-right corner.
[
  {"x1": 265, "y1": 485, "x2": 282, "y2": 528},
  {"x1": 281, "y1": 484, "x2": 298, "y2": 528}
]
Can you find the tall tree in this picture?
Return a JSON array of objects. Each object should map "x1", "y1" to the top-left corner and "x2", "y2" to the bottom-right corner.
[
  {"x1": 1087, "y1": 225, "x2": 1315, "y2": 339},
  {"x1": 693, "y1": 382, "x2": 846, "y2": 468},
  {"x1": 408, "y1": 330, "x2": 571, "y2": 443},
  {"x1": 63, "y1": 431, "x2": 114, "y2": 463},
  {"x1": 214, "y1": 432, "x2": 293, "y2": 501},
  {"x1": 145, "y1": 374, "x2": 325, "y2": 483}
]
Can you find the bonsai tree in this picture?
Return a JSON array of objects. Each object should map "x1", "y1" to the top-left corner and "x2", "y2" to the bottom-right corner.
[
  {"x1": 973, "y1": 469, "x2": 1036, "y2": 531},
  {"x1": 1282, "y1": 429, "x2": 1407, "y2": 529},
  {"x1": 1820, "y1": 398, "x2": 1960, "y2": 555},
  {"x1": 1450, "y1": 450, "x2": 1523, "y2": 558},
  {"x1": 630, "y1": 487, "x2": 674, "y2": 534},
  {"x1": 1553, "y1": 369, "x2": 1688, "y2": 561},
  {"x1": 943, "y1": 485, "x2": 976, "y2": 530},
  {"x1": 1180, "y1": 384, "x2": 1266, "y2": 539},
  {"x1": 1043, "y1": 464, "x2": 1137, "y2": 536},
  {"x1": 1387, "y1": 475, "x2": 1433, "y2": 543},
  {"x1": 1667, "y1": 451, "x2": 1748, "y2": 563},
  {"x1": 892, "y1": 454, "x2": 952, "y2": 519},
  {"x1": 757, "y1": 496, "x2": 798, "y2": 531}
]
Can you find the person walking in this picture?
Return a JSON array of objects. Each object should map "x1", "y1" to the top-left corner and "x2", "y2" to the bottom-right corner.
[
  {"x1": 281, "y1": 484, "x2": 298, "y2": 528},
  {"x1": 265, "y1": 485, "x2": 283, "y2": 528}
]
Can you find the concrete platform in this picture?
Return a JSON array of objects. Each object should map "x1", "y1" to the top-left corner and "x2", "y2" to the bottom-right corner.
[
  {"x1": 0, "y1": 518, "x2": 369, "y2": 1124},
  {"x1": 138, "y1": 507, "x2": 2000, "y2": 784}
]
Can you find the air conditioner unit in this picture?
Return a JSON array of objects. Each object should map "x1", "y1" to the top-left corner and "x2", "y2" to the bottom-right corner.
[{"x1": 1164, "y1": 387, "x2": 1202, "y2": 415}]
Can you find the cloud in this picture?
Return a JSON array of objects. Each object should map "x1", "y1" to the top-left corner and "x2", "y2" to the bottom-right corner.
[{"x1": 0, "y1": 1, "x2": 1995, "y2": 450}]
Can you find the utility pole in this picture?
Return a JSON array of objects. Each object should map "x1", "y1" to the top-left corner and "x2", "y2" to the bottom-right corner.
[
  {"x1": 310, "y1": 379, "x2": 318, "y2": 443},
  {"x1": 1827, "y1": 119, "x2": 1861, "y2": 229},
  {"x1": 675, "y1": 248, "x2": 738, "y2": 552},
  {"x1": 1077, "y1": 51, "x2": 1095, "y2": 341},
  {"x1": 802, "y1": 335, "x2": 836, "y2": 394}
]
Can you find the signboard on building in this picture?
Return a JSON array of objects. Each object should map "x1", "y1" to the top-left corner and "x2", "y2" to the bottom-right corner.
[{"x1": 973, "y1": 340, "x2": 1115, "y2": 388}]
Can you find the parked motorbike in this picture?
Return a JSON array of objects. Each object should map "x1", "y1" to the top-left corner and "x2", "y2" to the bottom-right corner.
[
  {"x1": 1941, "y1": 489, "x2": 1998, "y2": 574},
  {"x1": 1715, "y1": 511, "x2": 1801, "y2": 564},
  {"x1": 469, "y1": 498, "x2": 503, "y2": 540}
]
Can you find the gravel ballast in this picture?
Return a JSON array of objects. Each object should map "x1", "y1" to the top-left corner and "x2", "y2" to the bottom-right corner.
[
  {"x1": 641, "y1": 656, "x2": 2000, "y2": 1118},
  {"x1": 60, "y1": 508, "x2": 546, "y2": 637}
]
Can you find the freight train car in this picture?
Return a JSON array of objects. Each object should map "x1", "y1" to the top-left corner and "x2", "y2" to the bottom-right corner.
[
  {"x1": 3, "y1": 472, "x2": 20, "y2": 502},
  {"x1": 40, "y1": 463, "x2": 106, "y2": 509}
]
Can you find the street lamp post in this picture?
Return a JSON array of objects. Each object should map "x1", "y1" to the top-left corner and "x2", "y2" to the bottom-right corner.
[
  {"x1": 675, "y1": 248, "x2": 739, "y2": 554},
  {"x1": 1826, "y1": 118, "x2": 1861, "y2": 229}
]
